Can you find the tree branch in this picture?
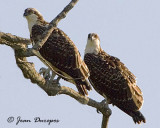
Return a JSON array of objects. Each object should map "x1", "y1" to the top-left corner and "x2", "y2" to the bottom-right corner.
[
  {"x1": 0, "y1": 31, "x2": 111, "y2": 128},
  {"x1": 0, "y1": 32, "x2": 31, "y2": 49},
  {"x1": 0, "y1": 1, "x2": 111, "y2": 127},
  {"x1": 32, "y1": 0, "x2": 79, "y2": 50},
  {"x1": 102, "y1": 115, "x2": 110, "y2": 128}
]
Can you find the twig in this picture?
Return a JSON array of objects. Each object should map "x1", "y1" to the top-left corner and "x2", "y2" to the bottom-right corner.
[{"x1": 51, "y1": 0, "x2": 79, "y2": 26}]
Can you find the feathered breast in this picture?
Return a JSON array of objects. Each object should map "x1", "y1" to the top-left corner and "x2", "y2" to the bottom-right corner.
[
  {"x1": 31, "y1": 24, "x2": 90, "y2": 82},
  {"x1": 84, "y1": 50, "x2": 143, "y2": 110}
]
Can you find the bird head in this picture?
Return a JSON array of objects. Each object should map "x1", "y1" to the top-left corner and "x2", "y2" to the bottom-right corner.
[
  {"x1": 85, "y1": 33, "x2": 101, "y2": 55},
  {"x1": 23, "y1": 8, "x2": 45, "y2": 33},
  {"x1": 23, "y1": 8, "x2": 43, "y2": 22}
]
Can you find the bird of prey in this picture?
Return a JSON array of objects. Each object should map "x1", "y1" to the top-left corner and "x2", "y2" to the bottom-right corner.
[
  {"x1": 23, "y1": 8, "x2": 91, "y2": 96},
  {"x1": 84, "y1": 33, "x2": 146, "y2": 124}
]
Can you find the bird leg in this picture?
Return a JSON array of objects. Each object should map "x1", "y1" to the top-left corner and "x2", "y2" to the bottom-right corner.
[
  {"x1": 39, "y1": 67, "x2": 61, "y2": 86},
  {"x1": 39, "y1": 67, "x2": 56, "y2": 81},
  {"x1": 56, "y1": 76, "x2": 61, "y2": 84},
  {"x1": 51, "y1": 76, "x2": 61, "y2": 86},
  {"x1": 50, "y1": 71, "x2": 56, "y2": 81},
  {"x1": 96, "y1": 98, "x2": 112, "y2": 118}
]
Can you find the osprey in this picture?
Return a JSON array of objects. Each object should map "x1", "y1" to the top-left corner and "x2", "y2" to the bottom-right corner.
[
  {"x1": 23, "y1": 8, "x2": 91, "y2": 96},
  {"x1": 84, "y1": 33, "x2": 146, "y2": 124}
]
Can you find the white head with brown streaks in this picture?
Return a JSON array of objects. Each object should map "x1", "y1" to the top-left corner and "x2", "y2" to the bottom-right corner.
[
  {"x1": 85, "y1": 33, "x2": 101, "y2": 55},
  {"x1": 23, "y1": 8, "x2": 46, "y2": 33}
]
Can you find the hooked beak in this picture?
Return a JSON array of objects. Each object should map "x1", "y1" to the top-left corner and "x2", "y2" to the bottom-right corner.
[
  {"x1": 88, "y1": 33, "x2": 92, "y2": 41},
  {"x1": 23, "y1": 12, "x2": 28, "y2": 17}
]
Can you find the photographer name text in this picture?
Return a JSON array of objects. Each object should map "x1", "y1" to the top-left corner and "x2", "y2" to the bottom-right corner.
[{"x1": 7, "y1": 116, "x2": 60, "y2": 125}]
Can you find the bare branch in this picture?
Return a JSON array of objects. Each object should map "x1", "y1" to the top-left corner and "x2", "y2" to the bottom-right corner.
[
  {"x1": 0, "y1": 32, "x2": 111, "y2": 128},
  {"x1": 0, "y1": 1, "x2": 111, "y2": 127},
  {"x1": 0, "y1": 32, "x2": 31, "y2": 48},
  {"x1": 32, "y1": 0, "x2": 79, "y2": 50},
  {"x1": 101, "y1": 115, "x2": 110, "y2": 128},
  {"x1": 51, "y1": 0, "x2": 79, "y2": 26}
]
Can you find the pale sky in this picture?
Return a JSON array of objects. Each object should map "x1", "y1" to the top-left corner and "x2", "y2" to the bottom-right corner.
[{"x1": 0, "y1": 0, "x2": 159, "y2": 128}]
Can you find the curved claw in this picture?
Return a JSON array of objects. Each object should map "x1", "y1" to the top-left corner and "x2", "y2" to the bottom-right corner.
[
  {"x1": 51, "y1": 76, "x2": 61, "y2": 86},
  {"x1": 56, "y1": 76, "x2": 61, "y2": 84},
  {"x1": 100, "y1": 99, "x2": 107, "y2": 105},
  {"x1": 39, "y1": 67, "x2": 61, "y2": 86},
  {"x1": 97, "y1": 109, "x2": 101, "y2": 114},
  {"x1": 39, "y1": 67, "x2": 51, "y2": 80}
]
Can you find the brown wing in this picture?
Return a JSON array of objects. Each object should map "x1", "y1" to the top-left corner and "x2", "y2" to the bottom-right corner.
[
  {"x1": 84, "y1": 50, "x2": 143, "y2": 110},
  {"x1": 31, "y1": 24, "x2": 91, "y2": 95}
]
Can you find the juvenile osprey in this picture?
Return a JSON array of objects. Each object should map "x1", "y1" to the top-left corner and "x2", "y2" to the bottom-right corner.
[
  {"x1": 84, "y1": 33, "x2": 146, "y2": 124},
  {"x1": 23, "y1": 8, "x2": 91, "y2": 96}
]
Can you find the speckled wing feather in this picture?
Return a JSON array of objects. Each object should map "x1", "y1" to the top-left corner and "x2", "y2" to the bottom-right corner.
[
  {"x1": 84, "y1": 50, "x2": 145, "y2": 123},
  {"x1": 31, "y1": 24, "x2": 91, "y2": 95}
]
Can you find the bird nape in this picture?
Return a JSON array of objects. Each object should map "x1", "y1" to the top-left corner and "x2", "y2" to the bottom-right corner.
[
  {"x1": 84, "y1": 33, "x2": 146, "y2": 124},
  {"x1": 23, "y1": 8, "x2": 92, "y2": 96}
]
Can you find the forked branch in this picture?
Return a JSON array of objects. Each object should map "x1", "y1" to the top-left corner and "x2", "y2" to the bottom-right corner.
[
  {"x1": 0, "y1": 32, "x2": 111, "y2": 128},
  {"x1": 0, "y1": 0, "x2": 111, "y2": 128}
]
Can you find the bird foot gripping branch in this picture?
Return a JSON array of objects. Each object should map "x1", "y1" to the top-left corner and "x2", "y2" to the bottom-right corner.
[
  {"x1": 39, "y1": 67, "x2": 53, "y2": 80},
  {"x1": 39, "y1": 67, "x2": 61, "y2": 85},
  {"x1": 96, "y1": 99, "x2": 112, "y2": 117}
]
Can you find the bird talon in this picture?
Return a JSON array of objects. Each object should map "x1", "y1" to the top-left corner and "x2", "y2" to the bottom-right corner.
[
  {"x1": 39, "y1": 67, "x2": 51, "y2": 80},
  {"x1": 96, "y1": 109, "x2": 101, "y2": 114},
  {"x1": 96, "y1": 99, "x2": 107, "y2": 114},
  {"x1": 51, "y1": 76, "x2": 61, "y2": 86},
  {"x1": 100, "y1": 99, "x2": 107, "y2": 105}
]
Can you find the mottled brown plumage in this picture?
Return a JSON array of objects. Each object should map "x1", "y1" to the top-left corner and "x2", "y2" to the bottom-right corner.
[
  {"x1": 84, "y1": 33, "x2": 146, "y2": 124},
  {"x1": 24, "y1": 8, "x2": 91, "y2": 95}
]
